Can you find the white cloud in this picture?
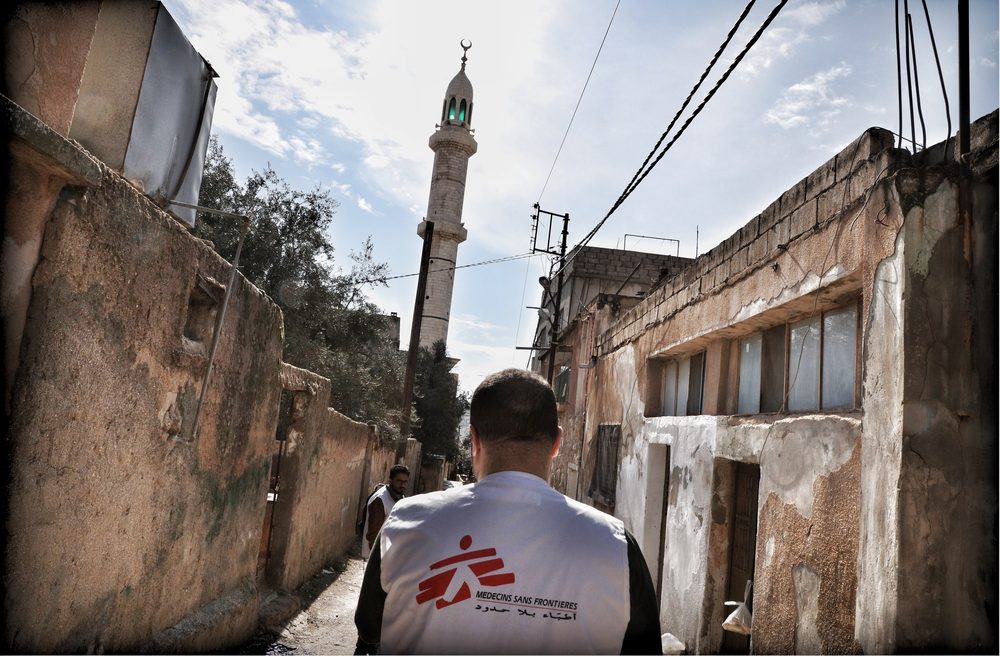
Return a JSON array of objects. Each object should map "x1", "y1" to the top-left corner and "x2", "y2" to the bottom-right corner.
[
  {"x1": 764, "y1": 63, "x2": 853, "y2": 130},
  {"x1": 740, "y1": 0, "x2": 845, "y2": 77},
  {"x1": 979, "y1": 57, "x2": 997, "y2": 68},
  {"x1": 784, "y1": 1, "x2": 846, "y2": 27},
  {"x1": 357, "y1": 196, "x2": 374, "y2": 213},
  {"x1": 288, "y1": 135, "x2": 326, "y2": 165}
]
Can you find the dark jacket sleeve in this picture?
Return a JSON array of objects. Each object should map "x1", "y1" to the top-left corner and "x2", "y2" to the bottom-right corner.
[
  {"x1": 621, "y1": 529, "x2": 662, "y2": 655},
  {"x1": 354, "y1": 541, "x2": 388, "y2": 645},
  {"x1": 365, "y1": 498, "x2": 386, "y2": 551}
]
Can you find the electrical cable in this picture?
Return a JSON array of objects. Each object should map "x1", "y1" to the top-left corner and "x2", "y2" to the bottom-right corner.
[
  {"x1": 920, "y1": 0, "x2": 952, "y2": 162},
  {"x1": 536, "y1": 0, "x2": 622, "y2": 203},
  {"x1": 903, "y1": 0, "x2": 917, "y2": 152},
  {"x1": 555, "y1": 0, "x2": 789, "y2": 279},
  {"x1": 357, "y1": 251, "x2": 539, "y2": 285},
  {"x1": 510, "y1": 256, "x2": 534, "y2": 365},
  {"x1": 906, "y1": 12, "x2": 927, "y2": 151},
  {"x1": 611, "y1": 0, "x2": 758, "y2": 213},
  {"x1": 895, "y1": 0, "x2": 904, "y2": 149}
]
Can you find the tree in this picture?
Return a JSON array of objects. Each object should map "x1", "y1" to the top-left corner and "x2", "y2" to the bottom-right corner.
[
  {"x1": 194, "y1": 137, "x2": 405, "y2": 440},
  {"x1": 411, "y1": 340, "x2": 470, "y2": 460}
]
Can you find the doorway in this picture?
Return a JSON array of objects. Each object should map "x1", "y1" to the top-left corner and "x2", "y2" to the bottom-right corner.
[
  {"x1": 643, "y1": 443, "x2": 672, "y2": 601},
  {"x1": 257, "y1": 388, "x2": 294, "y2": 581},
  {"x1": 721, "y1": 462, "x2": 760, "y2": 654}
]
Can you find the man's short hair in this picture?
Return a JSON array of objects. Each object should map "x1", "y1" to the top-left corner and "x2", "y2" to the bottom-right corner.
[
  {"x1": 389, "y1": 464, "x2": 410, "y2": 480},
  {"x1": 470, "y1": 368, "x2": 558, "y2": 444}
]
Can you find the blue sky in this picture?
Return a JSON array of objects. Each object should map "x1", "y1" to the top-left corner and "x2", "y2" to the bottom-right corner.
[{"x1": 164, "y1": 0, "x2": 998, "y2": 393}]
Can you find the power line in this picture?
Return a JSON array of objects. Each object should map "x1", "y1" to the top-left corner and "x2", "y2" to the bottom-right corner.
[
  {"x1": 612, "y1": 0, "x2": 758, "y2": 214},
  {"x1": 920, "y1": 0, "x2": 952, "y2": 161},
  {"x1": 358, "y1": 251, "x2": 539, "y2": 285},
  {"x1": 536, "y1": 0, "x2": 622, "y2": 203},
  {"x1": 556, "y1": 0, "x2": 789, "y2": 278}
]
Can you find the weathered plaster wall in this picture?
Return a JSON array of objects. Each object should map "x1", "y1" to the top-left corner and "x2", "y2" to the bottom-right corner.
[
  {"x1": 2, "y1": 97, "x2": 103, "y2": 411},
  {"x1": 3, "y1": 1, "x2": 100, "y2": 136},
  {"x1": 743, "y1": 416, "x2": 862, "y2": 654},
  {"x1": 895, "y1": 172, "x2": 996, "y2": 650},
  {"x1": 5, "y1": 139, "x2": 283, "y2": 652},
  {"x1": 857, "y1": 111, "x2": 998, "y2": 654},
  {"x1": 266, "y1": 364, "x2": 372, "y2": 592}
]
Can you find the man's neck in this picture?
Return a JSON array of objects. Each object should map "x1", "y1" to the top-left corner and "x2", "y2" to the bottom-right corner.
[{"x1": 388, "y1": 488, "x2": 404, "y2": 501}]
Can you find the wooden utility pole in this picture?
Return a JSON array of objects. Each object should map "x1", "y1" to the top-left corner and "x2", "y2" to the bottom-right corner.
[{"x1": 400, "y1": 221, "x2": 435, "y2": 441}]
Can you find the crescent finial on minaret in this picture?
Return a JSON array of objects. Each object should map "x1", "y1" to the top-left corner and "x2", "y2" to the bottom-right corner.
[{"x1": 460, "y1": 39, "x2": 472, "y2": 69}]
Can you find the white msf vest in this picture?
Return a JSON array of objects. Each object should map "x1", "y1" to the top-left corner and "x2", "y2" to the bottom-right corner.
[
  {"x1": 361, "y1": 485, "x2": 399, "y2": 560},
  {"x1": 379, "y1": 471, "x2": 629, "y2": 654}
]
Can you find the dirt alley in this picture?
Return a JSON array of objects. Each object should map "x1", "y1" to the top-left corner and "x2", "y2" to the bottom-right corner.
[{"x1": 239, "y1": 543, "x2": 368, "y2": 655}]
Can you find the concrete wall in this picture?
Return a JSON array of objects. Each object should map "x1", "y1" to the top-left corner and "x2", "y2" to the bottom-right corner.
[
  {"x1": 265, "y1": 364, "x2": 374, "y2": 592},
  {"x1": 856, "y1": 112, "x2": 999, "y2": 653},
  {"x1": 5, "y1": 112, "x2": 283, "y2": 652}
]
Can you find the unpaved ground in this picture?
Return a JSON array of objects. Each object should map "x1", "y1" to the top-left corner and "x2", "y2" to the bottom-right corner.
[{"x1": 239, "y1": 545, "x2": 368, "y2": 655}]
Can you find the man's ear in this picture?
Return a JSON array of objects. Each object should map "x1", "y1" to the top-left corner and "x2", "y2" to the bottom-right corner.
[
  {"x1": 550, "y1": 427, "x2": 562, "y2": 460},
  {"x1": 470, "y1": 425, "x2": 481, "y2": 458}
]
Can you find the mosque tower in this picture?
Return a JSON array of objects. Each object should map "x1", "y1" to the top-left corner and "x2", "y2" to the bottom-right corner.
[{"x1": 416, "y1": 41, "x2": 477, "y2": 348}]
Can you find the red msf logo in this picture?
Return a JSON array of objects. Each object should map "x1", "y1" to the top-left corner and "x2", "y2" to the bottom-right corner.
[{"x1": 415, "y1": 534, "x2": 516, "y2": 609}]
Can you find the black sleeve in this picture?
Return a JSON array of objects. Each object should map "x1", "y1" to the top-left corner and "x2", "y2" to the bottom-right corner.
[
  {"x1": 354, "y1": 542, "x2": 388, "y2": 645},
  {"x1": 621, "y1": 529, "x2": 662, "y2": 655}
]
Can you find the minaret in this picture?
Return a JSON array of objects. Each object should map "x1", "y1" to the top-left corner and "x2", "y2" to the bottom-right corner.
[{"x1": 416, "y1": 40, "x2": 477, "y2": 348}]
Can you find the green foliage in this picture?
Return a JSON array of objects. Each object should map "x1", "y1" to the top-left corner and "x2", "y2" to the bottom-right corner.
[
  {"x1": 412, "y1": 340, "x2": 470, "y2": 460},
  {"x1": 194, "y1": 137, "x2": 404, "y2": 440}
]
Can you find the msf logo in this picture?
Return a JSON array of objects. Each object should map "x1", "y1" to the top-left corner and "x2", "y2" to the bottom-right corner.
[{"x1": 415, "y1": 535, "x2": 516, "y2": 609}]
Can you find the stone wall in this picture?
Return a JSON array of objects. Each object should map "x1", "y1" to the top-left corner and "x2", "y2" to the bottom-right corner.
[
  {"x1": 265, "y1": 364, "x2": 373, "y2": 592},
  {"x1": 5, "y1": 123, "x2": 282, "y2": 652},
  {"x1": 3, "y1": 96, "x2": 398, "y2": 652}
]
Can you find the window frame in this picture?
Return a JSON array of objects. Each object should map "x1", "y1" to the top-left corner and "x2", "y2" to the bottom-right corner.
[
  {"x1": 736, "y1": 298, "x2": 860, "y2": 415},
  {"x1": 654, "y1": 351, "x2": 706, "y2": 417}
]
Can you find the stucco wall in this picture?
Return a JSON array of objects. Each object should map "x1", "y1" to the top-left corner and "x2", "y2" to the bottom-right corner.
[
  {"x1": 5, "y1": 137, "x2": 283, "y2": 652},
  {"x1": 856, "y1": 121, "x2": 998, "y2": 652},
  {"x1": 4, "y1": 1, "x2": 100, "y2": 136},
  {"x1": 266, "y1": 364, "x2": 373, "y2": 592}
]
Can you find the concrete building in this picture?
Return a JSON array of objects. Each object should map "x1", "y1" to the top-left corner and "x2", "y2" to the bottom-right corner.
[
  {"x1": 570, "y1": 114, "x2": 997, "y2": 653},
  {"x1": 527, "y1": 245, "x2": 690, "y2": 501},
  {"x1": 530, "y1": 245, "x2": 691, "y2": 384},
  {"x1": 416, "y1": 43, "x2": 477, "y2": 348}
]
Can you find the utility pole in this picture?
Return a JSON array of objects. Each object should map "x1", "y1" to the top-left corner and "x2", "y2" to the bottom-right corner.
[
  {"x1": 400, "y1": 220, "x2": 435, "y2": 442},
  {"x1": 530, "y1": 204, "x2": 569, "y2": 385},
  {"x1": 958, "y1": 0, "x2": 970, "y2": 157}
]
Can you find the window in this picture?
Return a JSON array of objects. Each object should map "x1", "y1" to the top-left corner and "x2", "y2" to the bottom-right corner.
[
  {"x1": 737, "y1": 301, "x2": 858, "y2": 414},
  {"x1": 659, "y1": 352, "x2": 705, "y2": 416},
  {"x1": 554, "y1": 365, "x2": 570, "y2": 403},
  {"x1": 737, "y1": 334, "x2": 762, "y2": 414},
  {"x1": 588, "y1": 424, "x2": 621, "y2": 507},
  {"x1": 459, "y1": 99, "x2": 467, "y2": 122},
  {"x1": 448, "y1": 97, "x2": 456, "y2": 120}
]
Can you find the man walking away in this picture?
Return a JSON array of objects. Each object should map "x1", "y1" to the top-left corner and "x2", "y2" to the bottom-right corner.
[
  {"x1": 355, "y1": 368, "x2": 661, "y2": 654},
  {"x1": 361, "y1": 464, "x2": 409, "y2": 560}
]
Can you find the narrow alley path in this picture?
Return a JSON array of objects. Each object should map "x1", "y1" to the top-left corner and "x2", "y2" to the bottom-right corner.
[{"x1": 239, "y1": 544, "x2": 367, "y2": 655}]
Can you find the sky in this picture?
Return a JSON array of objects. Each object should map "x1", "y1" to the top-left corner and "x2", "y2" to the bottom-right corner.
[{"x1": 164, "y1": 0, "x2": 999, "y2": 394}]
